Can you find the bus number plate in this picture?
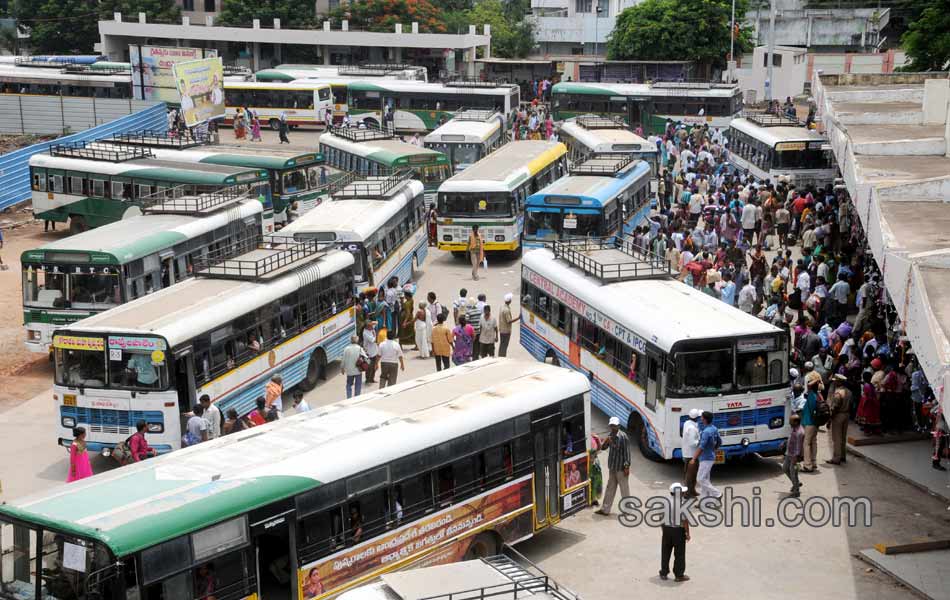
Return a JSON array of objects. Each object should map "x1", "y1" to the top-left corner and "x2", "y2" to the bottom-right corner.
[
  {"x1": 715, "y1": 450, "x2": 725, "y2": 464},
  {"x1": 63, "y1": 394, "x2": 77, "y2": 407}
]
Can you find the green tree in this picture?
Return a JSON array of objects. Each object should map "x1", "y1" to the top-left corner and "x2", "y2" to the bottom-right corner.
[
  {"x1": 218, "y1": 0, "x2": 316, "y2": 28},
  {"x1": 328, "y1": 0, "x2": 446, "y2": 33},
  {"x1": 0, "y1": 26, "x2": 17, "y2": 54},
  {"x1": 99, "y1": 0, "x2": 181, "y2": 24},
  {"x1": 900, "y1": 0, "x2": 950, "y2": 71},
  {"x1": 17, "y1": 0, "x2": 98, "y2": 54},
  {"x1": 467, "y1": 0, "x2": 535, "y2": 58},
  {"x1": 606, "y1": 0, "x2": 750, "y2": 70}
]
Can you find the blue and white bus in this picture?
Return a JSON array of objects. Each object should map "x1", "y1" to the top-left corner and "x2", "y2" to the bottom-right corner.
[
  {"x1": 52, "y1": 239, "x2": 355, "y2": 455},
  {"x1": 520, "y1": 238, "x2": 791, "y2": 461},
  {"x1": 523, "y1": 155, "x2": 652, "y2": 250}
]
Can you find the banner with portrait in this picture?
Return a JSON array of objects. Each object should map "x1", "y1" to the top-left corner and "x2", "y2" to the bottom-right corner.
[
  {"x1": 129, "y1": 45, "x2": 217, "y2": 104},
  {"x1": 173, "y1": 57, "x2": 226, "y2": 127}
]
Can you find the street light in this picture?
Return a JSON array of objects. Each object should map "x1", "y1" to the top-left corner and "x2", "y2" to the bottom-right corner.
[{"x1": 593, "y1": 3, "x2": 604, "y2": 58}]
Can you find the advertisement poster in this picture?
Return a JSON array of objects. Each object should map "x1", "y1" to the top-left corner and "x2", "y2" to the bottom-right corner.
[
  {"x1": 173, "y1": 57, "x2": 226, "y2": 127},
  {"x1": 298, "y1": 476, "x2": 534, "y2": 599},
  {"x1": 129, "y1": 45, "x2": 217, "y2": 103},
  {"x1": 561, "y1": 453, "x2": 589, "y2": 491},
  {"x1": 52, "y1": 335, "x2": 104, "y2": 352}
]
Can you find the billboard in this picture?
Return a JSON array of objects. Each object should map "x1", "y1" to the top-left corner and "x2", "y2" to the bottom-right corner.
[
  {"x1": 129, "y1": 45, "x2": 218, "y2": 104},
  {"x1": 173, "y1": 57, "x2": 226, "y2": 127}
]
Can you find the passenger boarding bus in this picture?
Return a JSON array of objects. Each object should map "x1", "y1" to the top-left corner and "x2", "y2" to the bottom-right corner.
[
  {"x1": 319, "y1": 128, "x2": 451, "y2": 202},
  {"x1": 282, "y1": 172, "x2": 427, "y2": 288},
  {"x1": 523, "y1": 155, "x2": 652, "y2": 250},
  {"x1": 50, "y1": 239, "x2": 355, "y2": 455},
  {"x1": 343, "y1": 79, "x2": 520, "y2": 132},
  {"x1": 521, "y1": 238, "x2": 790, "y2": 461},
  {"x1": 29, "y1": 142, "x2": 272, "y2": 232},
  {"x1": 436, "y1": 140, "x2": 568, "y2": 255},
  {"x1": 0, "y1": 359, "x2": 591, "y2": 600},
  {"x1": 552, "y1": 81, "x2": 743, "y2": 134},
  {"x1": 223, "y1": 80, "x2": 334, "y2": 129},
  {"x1": 558, "y1": 115, "x2": 660, "y2": 177},
  {"x1": 423, "y1": 110, "x2": 507, "y2": 173},
  {"x1": 22, "y1": 196, "x2": 263, "y2": 354},
  {"x1": 727, "y1": 114, "x2": 836, "y2": 189}
]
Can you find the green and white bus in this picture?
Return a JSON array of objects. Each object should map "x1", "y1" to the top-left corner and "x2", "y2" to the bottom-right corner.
[
  {"x1": 423, "y1": 110, "x2": 507, "y2": 173},
  {"x1": 0, "y1": 359, "x2": 590, "y2": 600},
  {"x1": 552, "y1": 81, "x2": 743, "y2": 134},
  {"x1": 319, "y1": 129, "x2": 451, "y2": 202},
  {"x1": 22, "y1": 197, "x2": 263, "y2": 355},
  {"x1": 30, "y1": 143, "x2": 272, "y2": 232}
]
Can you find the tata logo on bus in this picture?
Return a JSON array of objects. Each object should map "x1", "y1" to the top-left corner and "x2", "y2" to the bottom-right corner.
[{"x1": 725, "y1": 401, "x2": 745, "y2": 409}]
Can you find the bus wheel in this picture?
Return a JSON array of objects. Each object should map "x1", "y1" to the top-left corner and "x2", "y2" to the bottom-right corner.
[
  {"x1": 364, "y1": 118, "x2": 379, "y2": 129},
  {"x1": 299, "y1": 352, "x2": 324, "y2": 391},
  {"x1": 464, "y1": 532, "x2": 500, "y2": 560},
  {"x1": 544, "y1": 349, "x2": 560, "y2": 367},
  {"x1": 68, "y1": 216, "x2": 87, "y2": 234},
  {"x1": 630, "y1": 414, "x2": 663, "y2": 462},
  {"x1": 410, "y1": 254, "x2": 418, "y2": 280},
  {"x1": 269, "y1": 118, "x2": 280, "y2": 131}
]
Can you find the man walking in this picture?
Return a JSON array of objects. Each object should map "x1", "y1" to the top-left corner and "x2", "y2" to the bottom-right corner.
[
  {"x1": 341, "y1": 335, "x2": 364, "y2": 399},
  {"x1": 801, "y1": 371, "x2": 821, "y2": 472},
  {"x1": 468, "y1": 225, "x2": 484, "y2": 281},
  {"x1": 199, "y1": 394, "x2": 221, "y2": 440},
  {"x1": 278, "y1": 112, "x2": 290, "y2": 144},
  {"x1": 783, "y1": 413, "x2": 804, "y2": 497},
  {"x1": 594, "y1": 416, "x2": 631, "y2": 516},
  {"x1": 498, "y1": 293, "x2": 519, "y2": 357},
  {"x1": 691, "y1": 411, "x2": 721, "y2": 499},
  {"x1": 659, "y1": 483, "x2": 691, "y2": 582},
  {"x1": 478, "y1": 305, "x2": 498, "y2": 358},
  {"x1": 362, "y1": 320, "x2": 379, "y2": 384},
  {"x1": 681, "y1": 408, "x2": 701, "y2": 497},
  {"x1": 378, "y1": 331, "x2": 405, "y2": 388},
  {"x1": 826, "y1": 373, "x2": 851, "y2": 465},
  {"x1": 431, "y1": 313, "x2": 453, "y2": 371}
]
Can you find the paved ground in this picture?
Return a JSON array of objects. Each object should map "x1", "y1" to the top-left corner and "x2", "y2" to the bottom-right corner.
[
  {"x1": 859, "y1": 548, "x2": 950, "y2": 600},
  {"x1": 848, "y1": 438, "x2": 950, "y2": 503}
]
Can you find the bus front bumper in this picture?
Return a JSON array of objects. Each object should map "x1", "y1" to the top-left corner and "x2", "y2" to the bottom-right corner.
[
  {"x1": 59, "y1": 438, "x2": 174, "y2": 456},
  {"x1": 671, "y1": 438, "x2": 786, "y2": 461},
  {"x1": 438, "y1": 240, "x2": 520, "y2": 252}
]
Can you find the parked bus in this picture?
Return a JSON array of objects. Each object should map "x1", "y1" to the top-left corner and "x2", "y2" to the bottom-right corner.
[
  {"x1": 423, "y1": 110, "x2": 507, "y2": 173},
  {"x1": 523, "y1": 155, "x2": 652, "y2": 250},
  {"x1": 223, "y1": 81, "x2": 334, "y2": 129},
  {"x1": 558, "y1": 115, "x2": 660, "y2": 178},
  {"x1": 727, "y1": 114, "x2": 836, "y2": 189},
  {"x1": 22, "y1": 196, "x2": 263, "y2": 355},
  {"x1": 282, "y1": 172, "x2": 427, "y2": 288},
  {"x1": 552, "y1": 81, "x2": 743, "y2": 134},
  {"x1": 436, "y1": 140, "x2": 567, "y2": 255},
  {"x1": 0, "y1": 359, "x2": 589, "y2": 600},
  {"x1": 341, "y1": 79, "x2": 520, "y2": 132},
  {"x1": 521, "y1": 238, "x2": 790, "y2": 461},
  {"x1": 319, "y1": 128, "x2": 451, "y2": 202},
  {"x1": 29, "y1": 142, "x2": 272, "y2": 232},
  {"x1": 255, "y1": 64, "x2": 427, "y2": 82},
  {"x1": 50, "y1": 238, "x2": 355, "y2": 455}
]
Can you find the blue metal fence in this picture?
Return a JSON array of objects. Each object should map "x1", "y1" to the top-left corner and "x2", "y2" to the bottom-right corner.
[{"x1": 0, "y1": 102, "x2": 167, "y2": 211}]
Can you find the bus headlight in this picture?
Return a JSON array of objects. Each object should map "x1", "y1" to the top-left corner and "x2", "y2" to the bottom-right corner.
[
  {"x1": 28, "y1": 330, "x2": 43, "y2": 341},
  {"x1": 147, "y1": 422, "x2": 164, "y2": 433},
  {"x1": 61, "y1": 416, "x2": 76, "y2": 428},
  {"x1": 494, "y1": 235, "x2": 505, "y2": 241},
  {"x1": 769, "y1": 416, "x2": 784, "y2": 429}
]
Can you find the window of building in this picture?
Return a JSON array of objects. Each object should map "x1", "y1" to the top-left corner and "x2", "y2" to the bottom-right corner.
[
  {"x1": 182, "y1": 0, "x2": 194, "y2": 10},
  {"x1": 204, "y1": 0, "x2": 215, "y2": 11},
  {"x1": 576, "y1": 0, "x2": 592, "y2": 12}
]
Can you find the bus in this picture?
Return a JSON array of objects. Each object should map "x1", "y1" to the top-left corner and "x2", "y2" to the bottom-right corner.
[
  {"x1": 436, "y1": 140, "x2": 568, "y2": 255},
  {"x1": 523, "y1": 155, "x2": 652, "y2": 250},
  {"x1": 0, "y1": 61, "x2": 133, "y2": 98},
  {"x1": 520, "y1": 238, "x2": 791, "y2": 461},
  {"x1": 423, "y1": 110, "x2": 507, "y2": 173},
  {"x1": 341, "y1": 80, "x2": 520, "y2": 132},
  {"x1": 30, "y1": 143, "x2": 272, "y2": 232},
  {"x1": 21, "y1": 198, "x2": 263, "y2": 355},
  {"x1": 282, "y1": 172, "x2": 427, "y2": 289},
  {"x1": 255, "y1": 64, "x2": 428, "y2": 82},
  {"x1": 223, "y1": 81, "x2": 334, "y2": 129},
  {"x1": 319, "y1": 128, "x2": 451, "y2": 202},
  {"x1": 727, "y1": 114, "x2": 836, "y2": 189},
  {"x1": 558, "y1": 115, "x2": 660, "y2": 177},
  {"x1": 0, "y1": 359, "x2": 590, "y2": 600},
  {"x1": 551, "y1": 81, "x2": 743, "y2": 134}
]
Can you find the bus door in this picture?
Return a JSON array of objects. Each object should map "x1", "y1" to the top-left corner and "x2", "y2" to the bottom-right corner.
[
  {"x1": 532, "y1": 413, "x2": 561, "y2": 528},
  {"x1": 569, "y1": 313, "x2": 582, "y2": 365},
  {"x1": 159, "y1": 250, "x2": 175, "y2": 288},
  {"x1": 627, "y1": 100, "x2": 643, "y2": 128},
  {"x1": 250, "y1": 499, "x2": 297, "y2": 600},
  {"x1": 173, "y1": 348, "x2": 197, "y2": 424},
  {"x1": 645, "y1": 351, "x2": 665, "y2": 415}
]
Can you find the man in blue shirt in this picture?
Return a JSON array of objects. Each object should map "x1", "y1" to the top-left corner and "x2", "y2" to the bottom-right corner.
[
  {"x1": 719, "y1": 272, "x2": 736, "y2": 306},
  {"x1": 691, "y1": 411, "x2": 722, "y2": 499},
  {"x1": 801, "y1": 371, "x2": 821, "y2": 472}
]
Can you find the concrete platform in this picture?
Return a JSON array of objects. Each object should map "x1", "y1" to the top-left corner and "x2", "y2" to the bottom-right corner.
[
  {"x1": 859, "y1": 548, "x2": 950, "y2": 600},
  {"x1": 847, "y1": 437, "x2": 950, "y2": 503}
]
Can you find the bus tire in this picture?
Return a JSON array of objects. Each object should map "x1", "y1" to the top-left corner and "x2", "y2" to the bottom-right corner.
[
  {"x1": 299, "y1": 351, "x2": 324, "y2": 391},
  {"x1": 544, "y1": 349, "x2": 560, "y2": 368},
  {"x1": 68, "y1": 215, "x2": 87, "y2": 234},
  {"x1": 364, "y1": 118, "x2": 379, "y2": 129},
  {"x1": 269, "y1": 118, "x2": 280, "y2": 131},
  {"x1": 410, "y1": 254, "x2": 418, "y2": 280},
  {"x1": 630, "y1": 413, "x2": 663, "y2": 462},
  {"x1": 464, "y1": 532, "x2": 500, "y2": 560}
]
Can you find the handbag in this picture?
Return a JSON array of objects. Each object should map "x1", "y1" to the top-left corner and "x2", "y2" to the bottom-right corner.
[
  {"x1": 112, "y1": 435, "x2": 134, "y2": 465},
  {"x1": 356, "y1": 351, "x2": 369, "y2": 372}
]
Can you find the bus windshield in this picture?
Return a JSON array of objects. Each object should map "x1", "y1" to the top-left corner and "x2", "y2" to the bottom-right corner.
[
  {"x1": 55, "y1": 342, "x2": 107, "y2": 388},
  {"x1": 69, "y1": 271, "x2": 121, "y2": 308},
  {"x1": 452, "y1": 144, "x2": 481, "y2": 168},
  {"x1": 439, "y1": 192, "x2": 512, "y2": 218},
  {"x1": 773, "y1": 147, "x2": 833, "y2": 170},
  {"x1": 22, "y1": 266, "x2": 67, "y2": 308},
  {"x1": 416, "y1": 164, "x2": 451, "y2": 186},
  {"x1": 672, "y1": 346, "x2": 734, "y2": 396},
  {"x1": 54, "y1": 335, "x2": 169, "y2": 390},
  {"x1": 525, "y1": 210, "x2": 603, "y2": 240}
]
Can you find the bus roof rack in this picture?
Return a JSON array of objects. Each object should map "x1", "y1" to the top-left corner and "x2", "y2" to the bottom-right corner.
[
  {"x1": 62, "y1": 64, "x2": 129, "y2": 75},
  {"x1": 332, "y1": 124, "x2": 395, "y2": 143},
  {"x1": 338, "y1": 63, "x2": 419, "y2": 76},
  {"x1": 49, "y1": 141, "x2": 152, "y2": 162},
  {"x1": 139, "y1": 182, "x2": 256, "y2": 215},
  {"x1": 553, "y1": 237, "x2": 671, "y2": 283},
  {"x1": 570, "y1": 154, "x2": 636, "y2": 176},
  {"x1": 107, "y1": 129, "x2": 210, "y2": 149},
  {"x1": 333, "y1": 168, "x2": 415, "y2": 199},
  {"x1": 743, "y1": 111, "x2": 802, "y2": 127},
  {"x1": 574, "y1": 114, "x2": 626, "y2": 130},
  {"x1": 451, "y1": 109, "x2": 500, "y2": 123},
  {"x1": 444, "y1": 78, "x2": 505, "y2": 88},
  {"x1": 194, "y1": 235, "x2": 331, "y2": 281}
]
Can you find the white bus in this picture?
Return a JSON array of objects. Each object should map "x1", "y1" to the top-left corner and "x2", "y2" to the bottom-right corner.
[
  {"x1": 520, "y1": 238, "x2": 791, "y2": 461},
  {"x1": 423, "y1": 110, "x2": 507, "y2": 173},
  {"x1": 436, "y1": 140, "x2": 568, "y2": 256},
  {"x1": 728, "y1": 114, "x2": 836, "y2": 189},
  {"x1": 558, "y1": 115, "x2": 660, "y2": 178},
  {"x1": 51, "y1": 239, "x2": 355, "y2": 455},
  {"x1": 223, "y1": 81, "x2": 334, "y2": 129},
  {"x1": 0, "y1": 359, "x2": 590, "y2": 600},
  {"x1": 281, "y1": 173, "x2": 427, "y2": 288}
]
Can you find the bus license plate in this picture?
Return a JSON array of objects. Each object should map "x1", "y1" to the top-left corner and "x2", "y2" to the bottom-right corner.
[
  {"x1": 63, "y1": 394, "x2": 77, "y2": 407},
  {"x1": 715, "y1": 450, "x2": 725, "y2": 464}
]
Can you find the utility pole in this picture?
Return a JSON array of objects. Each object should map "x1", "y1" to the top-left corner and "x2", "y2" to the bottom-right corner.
[
  {"x1": 729, "y1": 0, "x2": 736, "y2": 82},
  {"x1": 766, "y1": 0, "x2": 776, "y2": 102}
]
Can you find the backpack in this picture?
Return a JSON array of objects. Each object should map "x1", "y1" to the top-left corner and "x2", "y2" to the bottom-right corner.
[
  {"x1": 112, "y1": 435, "x2": 135, "y2": 465},
  {"x1": 439, "y1": 303, "x2": 449, "y2": 322},
  {"x1": 713, "y1": 430, "x2": 723, "y2": 450},
  {"x1": 813, "y1": 393, "x2": 831, "y2": 427}
]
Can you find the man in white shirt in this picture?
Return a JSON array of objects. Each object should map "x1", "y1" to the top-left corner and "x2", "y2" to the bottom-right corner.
[
  {"x1": 738, "y1": 280, "x2": 757, "y2": 314},
  {"x1": 681, "y1": 408, "x2": 702, "y2": 497},
  {"x1": 292, "y1": 390, "x2": 311, "y2": 414},
  {"x1": 741, "y1": 200, "x2": 758, "y2": 244},
  {"x1": 199, "y1": 395, "x2": 221, "y2": 439},
  {"x1": 378, "y1": 331, "x2": 405, "y2": 388}
]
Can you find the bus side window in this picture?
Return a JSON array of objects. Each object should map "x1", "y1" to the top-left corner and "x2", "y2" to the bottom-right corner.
[{"x1": 299, "y1": 507, "x2": 344, "y2": 555}]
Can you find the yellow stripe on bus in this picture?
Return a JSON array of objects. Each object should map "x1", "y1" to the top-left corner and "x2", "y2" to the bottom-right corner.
[{"x1": 525, "y1": 143, "x2": 567, "y2": 177}]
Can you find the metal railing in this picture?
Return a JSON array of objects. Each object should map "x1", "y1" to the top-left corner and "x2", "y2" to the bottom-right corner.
[
  {"x1": 332, "y1": 124, "x2": 394, "y2": 143},
  {"x1": 575, "y1": 114, "x2": 627, "y2": 130},
  {"x1": 139, "y1": 182, "x2": 255, "y2": 215},
  {"x1": 332, "y1": 168, "x2": 414, "y2": 199},
  {"x1": 194, "y1": 235, "x2": 329, "y2": 280},
  {"x1": 570, "y1": 153, "x2": 635, "y2": 176},
  {"x1": 451, "y1": 109, "x2": 501, "y2": 123},
  {"x1": 49, "y1": 141, "x2": 152, "y2": 162},
  {"x1": 109, "y1": 128, "x2": 210, "y2": 148},
  {"x1": 743, "y1": 110, "x2": 802, "y2": 127},
  {"x1": 419, "y1": 551, "x2": 580, "y2": 600},
  {"x1": 338, "y1": 63, "x2": 423, "y2": 77},
  {"x1": 444, "y1": 78, "x2": 509, "y2": 89},
  {"x1": 553, "y1": 236, "x2": 670, "y2": 282}
]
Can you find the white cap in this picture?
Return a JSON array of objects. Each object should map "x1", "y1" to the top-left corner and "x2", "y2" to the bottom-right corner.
[
  {"x1": 670, "y1": 482, "x2": 687, "y2": 494},
  {"x1": 789, "y1": 368, "x2": 800, "y2": 379},
  {"x1": 688, "y1": 408, "x2": 702, "y2": 419},
  {"x1": 608, "y1": 416, "x2": 621, "y2": 427},
  {"x1": 504, "y1": 292, "x2": 513, "y2": 302}
]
